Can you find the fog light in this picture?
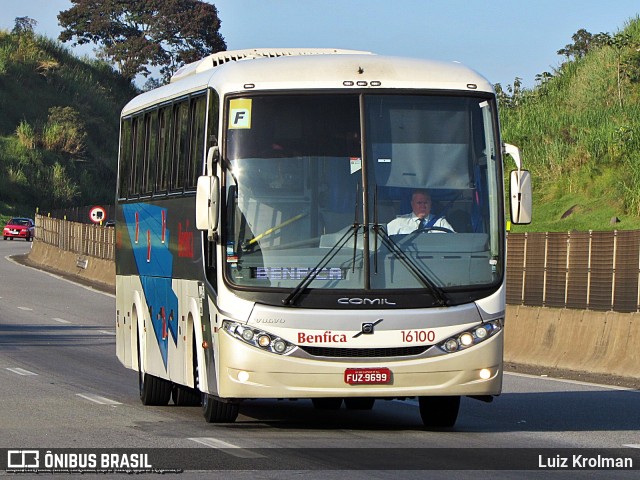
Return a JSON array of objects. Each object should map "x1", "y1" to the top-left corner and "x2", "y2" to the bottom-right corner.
[
  {"x1": 479, "y1": 368, "x2": 491, "y2": 380},
  {"x1": 459, "y1": 332, "x2": 474, "y2": 346},
  {"x1": 237, "y1": 371, "x2": 250, "y2": 382},
  {"x1": 257, "y1": 334, "x2": 271, "y2": 348}
]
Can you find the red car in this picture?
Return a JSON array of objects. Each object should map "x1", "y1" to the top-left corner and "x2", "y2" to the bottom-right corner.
[{"x1": 3, "y1": 217, "x2": 35, "y2": 241}]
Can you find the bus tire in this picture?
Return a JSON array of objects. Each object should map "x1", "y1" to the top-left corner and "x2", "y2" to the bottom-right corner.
[
  {"x1": 418, "y1": 396, "x2": 460, "y2": 428},
  {"x1": 311, "y1": 398, "x2": 343, "y2": 410},
  {"x1": 174, "y1": 334, "x2": 202, "y2": 406},
  {"x1": 172, "y1": 384, "x2": 201, "y2": 406},
  {"x1": 139, "y1": 372, "x2": 172, "y2": 406},
  {"x1": 344, "y1": 397, "x2": 375, "y2": 410},
  {"x1": 137, "y1": 336, "x2": 171, "y2": 406},
  {"x1": 202, "y1": 394, "x2": 239, "y2": 423}
]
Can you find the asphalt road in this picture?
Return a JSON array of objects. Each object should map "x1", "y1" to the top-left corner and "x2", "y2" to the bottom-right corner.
[{"x1": 1, "y1": 239, "x2": 639, "y2": 479}]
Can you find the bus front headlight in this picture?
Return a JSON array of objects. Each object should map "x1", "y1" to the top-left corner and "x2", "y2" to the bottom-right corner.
[
  {"x1": 223, "y1": 320, "x2": 296, "y2": 355},
  {"x1": 437, "y1": 319, "x2": 503, "y2": 354}
]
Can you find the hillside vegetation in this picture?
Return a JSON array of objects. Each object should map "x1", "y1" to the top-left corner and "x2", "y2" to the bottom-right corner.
[
  {"x1": 501, "y1": 16, "x2": 640, "y2": 232},
  {"x1": 0, "y1": 28, "x2": 136, "y2": 222}
]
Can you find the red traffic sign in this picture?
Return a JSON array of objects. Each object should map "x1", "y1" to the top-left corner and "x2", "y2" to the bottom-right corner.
[{"x1": 89, "y1": 206, "x2": 107, "y2": 224}]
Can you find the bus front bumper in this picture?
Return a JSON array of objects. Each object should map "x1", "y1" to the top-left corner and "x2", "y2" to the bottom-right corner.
[{"x1": 214, "y1": 330, "x2": 503, "y2": 399}]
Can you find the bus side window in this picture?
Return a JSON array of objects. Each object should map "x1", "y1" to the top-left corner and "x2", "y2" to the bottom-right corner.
[
  {"x1": 156, "y1": 106, "x2": 171, "y2": 194},
  {"x1": 142, "y1": 111, "x2": 158, "y2": 196},
  {"x1": 203, "y1": 89, "x2": 221, "y2": 290},
  {"x1": 171, "y1": 101, "x2": 190, "y2": 191},
  {"x1": 205, "y1": 238, "x2": 217, "y2": 290},
  {"x1": 118, "y1": 118, "x2": 132, "y2": 199},
  {"x1": 187, "y1": 95, "x2": 207, "y2": 189},
  {"x1": 130, "y1": 115, "x2": 145, "y2": 197}
]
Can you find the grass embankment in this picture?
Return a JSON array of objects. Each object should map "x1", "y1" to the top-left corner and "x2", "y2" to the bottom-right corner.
[
  {"x1": 502, "y1": 16, "x2": 640, "y2": 232},
  {"x1": 0, "y1": 29, "x2": 136, "y2": 218}
]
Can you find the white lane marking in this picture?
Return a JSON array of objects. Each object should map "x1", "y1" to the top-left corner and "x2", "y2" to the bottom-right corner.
[
  {"x1": 52, "y1": 318, "x2": 71, "y2": 324},
  {"x1": 6, "y1": 367, "x2": 38, "y2": 376},
  {"x1": 505, "y1": 372, "x2": 639, "y2": 393},
  {"x1": 97, "y1": 330, "x2": 116, "y2": 336},
  {"x1": 17, "y1": 306, "x2": 33, "y2": 311},
  {"x1": 188, "y1": 438, "x2": 266, "y2": 458},
  {"x1": 76, "y1": 393, "x2": 122, "y2": 405},
  {"x1": 624, "y1": 444, "x2": 640, "y2": 449}
]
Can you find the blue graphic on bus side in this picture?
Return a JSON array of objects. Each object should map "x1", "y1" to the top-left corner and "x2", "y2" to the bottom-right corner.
[{"x1": 123, "y1": 203, "x2": 178, "y2": 369}]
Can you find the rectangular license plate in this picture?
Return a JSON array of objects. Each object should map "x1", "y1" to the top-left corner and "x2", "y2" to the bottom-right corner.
[{"x1": 344, "y1": 367, "x2": 391, "y2": 385}]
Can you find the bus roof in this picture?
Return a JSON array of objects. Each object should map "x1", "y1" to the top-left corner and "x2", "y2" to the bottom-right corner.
[
  {"x1": 170, "y1": 48, "x2": 373, "y2": 83},
  {"x1": 122, "y1": 49, "x2": 494, "y2": 116}
]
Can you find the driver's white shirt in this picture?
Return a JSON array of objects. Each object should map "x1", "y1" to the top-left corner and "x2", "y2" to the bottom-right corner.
[{"x1": 386, "y1": 213, "x2": 454, "y2": 235}]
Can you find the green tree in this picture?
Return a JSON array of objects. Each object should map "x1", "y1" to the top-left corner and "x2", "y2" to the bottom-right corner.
[
  {"x1": 557, "y1": 29, "x2": 610, "y2": 60},
  {"x1": 494, "y1": 83, "x2": 509, "y2": 108},
  {"x1": 58, "y1": 0, "x2": 226, "y2": 83},
  {"x1": 507, "y1": 77, "x2": 524, "y2": 107},
  {"x1": 605, "y1": 32, "x2": 638, "y2": 108},
  {"x1": 534, "y1": 71, "x2": 554, "y2": 86},
  {"x1": 494, "y1": 78, "x2": 527, "y2": 109},
  {"x1": 12, "y1": 16, "x2": 38, "y2": 35}
]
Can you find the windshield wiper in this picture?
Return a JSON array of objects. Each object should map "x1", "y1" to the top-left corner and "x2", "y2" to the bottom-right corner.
[
  {"x1": 283, "y1": 183, "x2": 362, "y2": 306},
  {"x1": 282, "y1": 223, "x2": 360, "y2": 306},
  {"x1": 372, "y1": 224, "x2": 450, "y2": 307}
]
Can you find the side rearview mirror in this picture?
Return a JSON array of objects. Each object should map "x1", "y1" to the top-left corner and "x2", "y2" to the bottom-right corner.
[
  {"x1": 510, "y1": 169, "x2": 532, "y2": 224},
  {"x1": 504, "y1": 143, "x2": 532, "y2": 225},
  {"x1": 196, "y1": 175, "x2": 220, "y2": 237}
]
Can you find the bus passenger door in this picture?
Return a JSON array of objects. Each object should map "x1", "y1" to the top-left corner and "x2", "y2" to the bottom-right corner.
[
  {"x1": 168, "y1": 280, "x2": 201, "y2": 387},
  {"x1": 116, "y1": 277, "x2": 133, "y2": 368}
]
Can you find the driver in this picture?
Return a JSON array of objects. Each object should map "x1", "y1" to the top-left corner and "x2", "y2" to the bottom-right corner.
[{"x1": 387, "y1": 189, "x2": 454, "y2": 234}]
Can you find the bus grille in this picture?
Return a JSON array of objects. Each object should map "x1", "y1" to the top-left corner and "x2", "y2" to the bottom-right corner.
[{"x1": 298, "y1": 345, "x2": 429, "y2": 358}]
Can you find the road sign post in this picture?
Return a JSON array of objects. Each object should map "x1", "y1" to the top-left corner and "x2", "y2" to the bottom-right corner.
[{"x1": 89, "y1": 206, "x2": 107, "y2": 224}]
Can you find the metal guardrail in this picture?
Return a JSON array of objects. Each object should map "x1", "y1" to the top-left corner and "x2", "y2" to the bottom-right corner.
[
  {"x1": 35, "y1": 214, "x2": 115, "y2": 261},
  {"x1": 507, "y1": 231, "x2": 640, "y2": 312}
]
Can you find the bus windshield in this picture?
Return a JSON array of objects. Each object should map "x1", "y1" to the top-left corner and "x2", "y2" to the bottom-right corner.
[{"x1": 223, "y1": 93, "x2": 502, "y2": 297}]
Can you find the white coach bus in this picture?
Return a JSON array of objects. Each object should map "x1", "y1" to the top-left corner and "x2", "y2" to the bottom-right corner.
[{"x1": 115, "y1": 48, "x2": 532, "y2": 427}]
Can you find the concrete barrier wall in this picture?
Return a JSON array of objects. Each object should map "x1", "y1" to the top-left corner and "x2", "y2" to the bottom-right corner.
[
  {"x1": 28, "y1": 239, "x2": 115, "y2": 291},
  {"x1": 505, "y1": 305, "x2": 639, "y2": 379},
  {"x1": 26, "y1": 240, "x2": 639, "y2": 380}
]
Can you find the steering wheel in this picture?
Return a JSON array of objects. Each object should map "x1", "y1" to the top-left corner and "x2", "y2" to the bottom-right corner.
[{"x1": 417, "y1": 226, "x2": 454, "y2": 233}]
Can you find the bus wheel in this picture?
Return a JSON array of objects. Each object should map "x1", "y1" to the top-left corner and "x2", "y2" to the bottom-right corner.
[
  {"x1": 139, "y1": 372, "x2": 171, "y2": 406},
  {"x1": 138, "y1": 338, "x2": 171, "y2": 406},
  {"x1": 311, "y1": 398, "x2": 343, "y2": 410},
  {"x1": 202, "y1": 394, "x2": 239, "y2": 423},
  {"x1": 344, "y1": 397, "x2": 375, "y2": 410},
  {"x1": 172, "y1": 385, "x2": 201, "y2": 406},
  {"x1": 418, "y1": 396, "x2": 460, "y2": 428},
  {"x1": 175, "y1": 335, "x2": 202, "y2": 406}
]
